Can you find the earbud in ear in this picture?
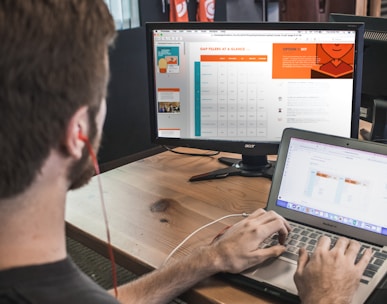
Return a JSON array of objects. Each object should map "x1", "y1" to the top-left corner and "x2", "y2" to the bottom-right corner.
[
  {"x1": 78, "y1": 130, "x2": 89, "y2": 142},
  {"x1": 77, "y1": 130, "x2": 100, "y2": 175}
]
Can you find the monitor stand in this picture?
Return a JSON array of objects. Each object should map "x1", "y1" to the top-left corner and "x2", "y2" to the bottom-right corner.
[{"x1": 189, "y1": 155, "x2": 275, "y2": 182}]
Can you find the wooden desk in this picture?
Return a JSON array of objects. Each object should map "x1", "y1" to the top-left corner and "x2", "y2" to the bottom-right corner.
[{"x1": 66, "y1": 148, "x2": 282, "y2": 304}]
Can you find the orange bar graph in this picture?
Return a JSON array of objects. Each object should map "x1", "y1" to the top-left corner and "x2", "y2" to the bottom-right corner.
[{"x1": 316, "y1": 172, "x2": 330, "y2": 178}]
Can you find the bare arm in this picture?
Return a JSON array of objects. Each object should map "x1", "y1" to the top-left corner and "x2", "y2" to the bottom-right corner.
[
  {"x1": 112, "y1": 208, "x2": 291, "y2": 304},
  {"x1": 294, "y1": 236, "x2": 373, "y2": 304}
]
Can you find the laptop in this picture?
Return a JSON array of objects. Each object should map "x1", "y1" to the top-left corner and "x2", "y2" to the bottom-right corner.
[{"x1": 221, "y1": 128, "x2": 387, "y2": 303}]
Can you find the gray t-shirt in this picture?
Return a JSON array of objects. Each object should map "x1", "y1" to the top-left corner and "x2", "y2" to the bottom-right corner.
[{"x1": 0, "y1": 257, "x2": 120, "y2": 304}]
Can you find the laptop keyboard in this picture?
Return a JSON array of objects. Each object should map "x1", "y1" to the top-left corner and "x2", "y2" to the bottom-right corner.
[{"x1": 258, "y1": 222, "x2": 387, "y2": 285}]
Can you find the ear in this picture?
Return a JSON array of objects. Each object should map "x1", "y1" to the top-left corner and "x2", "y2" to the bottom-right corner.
[{"x1": 65, "y1": 106, "x2": 89, "y2": 159}]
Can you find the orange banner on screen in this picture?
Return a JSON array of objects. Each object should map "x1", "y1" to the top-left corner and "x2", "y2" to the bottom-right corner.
[
  {"x1": 273, "y1": 43, "x2": 355, "y2": 79},
  {"x1": 200, "y1": 55, "x2": 267, "y2": 62}
]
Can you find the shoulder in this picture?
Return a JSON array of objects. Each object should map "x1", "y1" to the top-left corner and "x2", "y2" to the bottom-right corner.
[{"x1": 0, "y1": 258, "x2": 120, "y2": 304}]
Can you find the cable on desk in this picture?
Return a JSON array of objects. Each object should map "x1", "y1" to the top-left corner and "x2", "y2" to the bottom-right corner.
[
  {"x1": 162, "y1": 212, "x2": 249, "y2": 266},
  {"x1": 162, "y1": 145, "x2": 220, "y2": 157}
]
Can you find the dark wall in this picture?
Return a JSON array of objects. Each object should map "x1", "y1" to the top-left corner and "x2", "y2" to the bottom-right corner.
[
  {"x1": 99, "y1": 27, "x2": 153, "y2": 163},
  {"x1": 138, "y1": 0, "x2": 168, "y2": 24},
  {"x1": 98, "y1": 3, "x2": 166, "y2": 164},
  {"x1": 279, "y1": 0, "x2": 355, "y2": 21},
  {"x1": 98, "y1": 0, "x2": 227, "y2": 165}
]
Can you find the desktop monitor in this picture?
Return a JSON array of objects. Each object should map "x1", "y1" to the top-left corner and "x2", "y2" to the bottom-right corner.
[
  {"x1": 145, "y1": 22, "x2": 364, "y2": 181},
  {"x1": 330, "y1": 13, "x2": 387, "y2": 138}
]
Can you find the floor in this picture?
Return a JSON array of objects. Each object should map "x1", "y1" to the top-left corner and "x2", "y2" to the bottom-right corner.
[{"x1": 66, "y1": 237, "x2": 187, "y2": 304}]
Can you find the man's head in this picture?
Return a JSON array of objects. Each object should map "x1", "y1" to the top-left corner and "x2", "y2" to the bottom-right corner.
[{"x1": 0, "y1": 0, "x2": 116, "y2": 199}]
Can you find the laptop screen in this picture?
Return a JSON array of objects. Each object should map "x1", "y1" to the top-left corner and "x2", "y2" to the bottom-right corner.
[{"x1": 276, "y1": 137, "x2": 387, "y2": 237}]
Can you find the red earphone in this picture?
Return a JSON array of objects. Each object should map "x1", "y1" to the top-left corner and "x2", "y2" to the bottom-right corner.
[
  {"x1": 78, "y1": 130, "x2": 89, "y2": 142},
  {"x1": 77, "y1": 130, "x2": 99, "y2": 175},
  {"x1": 76, "y1": 129, "x2": 118, "y2": 296}
]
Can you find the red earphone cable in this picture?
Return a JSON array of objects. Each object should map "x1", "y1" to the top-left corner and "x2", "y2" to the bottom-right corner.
[{"x1": 79, "y1": 133, "x2": 119, "y2": 298}]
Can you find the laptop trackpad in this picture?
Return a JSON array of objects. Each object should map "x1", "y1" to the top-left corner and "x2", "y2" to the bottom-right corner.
[{"x1": 248, "y1": 258, "x2": 298, "y2": 294}]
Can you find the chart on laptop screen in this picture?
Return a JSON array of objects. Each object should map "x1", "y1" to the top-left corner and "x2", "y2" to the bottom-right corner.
[
  {"x1": 277, "y1": 137, "x2": 387, "y2": 236},
  {"x1": 152, "y1": 28, "x2": 358, "y2": 141}
]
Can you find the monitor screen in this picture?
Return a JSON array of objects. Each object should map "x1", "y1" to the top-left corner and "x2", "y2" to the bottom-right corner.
[
  {"x1": 145, "y1": 22, "x2": 364, "y2": 180},
  {"x1": 330, "y1": 14, "x2": 387, "y2": 125}
]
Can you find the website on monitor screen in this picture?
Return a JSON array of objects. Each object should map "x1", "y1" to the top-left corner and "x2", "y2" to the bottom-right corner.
[{"x1": 152, "y1": 28, "x2": 357, "y2": 142}]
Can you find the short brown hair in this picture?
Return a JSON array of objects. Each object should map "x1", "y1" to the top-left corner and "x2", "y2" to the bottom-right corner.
[{"x1": 0, "y1": 0, "x2": 116, "y2": 199}]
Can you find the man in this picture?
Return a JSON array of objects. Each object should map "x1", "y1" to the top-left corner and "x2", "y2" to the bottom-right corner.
[{"x1": 0, "y1": 1, "x2": 372, "y2": 304}]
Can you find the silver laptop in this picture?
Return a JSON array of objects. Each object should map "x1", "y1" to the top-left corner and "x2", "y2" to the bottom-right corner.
[{"x1": 222, "y1": 128, "x2": 387, "y2": 303}]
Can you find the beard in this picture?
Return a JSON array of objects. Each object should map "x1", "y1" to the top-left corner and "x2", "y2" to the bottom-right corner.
[
  {"x1": 67, "y1": 104, "x2": 104, "y2": 190},
  {"x1": 67, "y1": 148, "x2": 96, "y2": 190}
]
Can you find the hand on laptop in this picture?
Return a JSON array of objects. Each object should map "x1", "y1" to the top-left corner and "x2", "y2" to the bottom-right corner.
[
  {"x1": 294, "y1": 236, "x2": 373, "y2": 304},
  {"x1": 211, "y1": 208, "x2": 291, "y2": 273}
]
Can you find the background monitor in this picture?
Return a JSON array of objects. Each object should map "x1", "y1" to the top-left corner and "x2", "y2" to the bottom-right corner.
[
  {"x1": 330, "y1": 13, "x2": 387, "y2": 137},
  {"x1": 146, "y1": 22, "x2": 364, "y2": 181}
]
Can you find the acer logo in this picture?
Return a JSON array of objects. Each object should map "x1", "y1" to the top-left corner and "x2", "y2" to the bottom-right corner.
[
  {"x1": 322, "y1": 222, "x2": 337, "y2": 229},
  {"x1": 244, "y1": 144, "x2": 256, "y2": 149}
]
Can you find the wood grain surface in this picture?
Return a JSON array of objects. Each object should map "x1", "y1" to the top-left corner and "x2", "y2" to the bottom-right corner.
[{"x1": 66, "y1": 148, "x2": 283, "y2": 303}]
